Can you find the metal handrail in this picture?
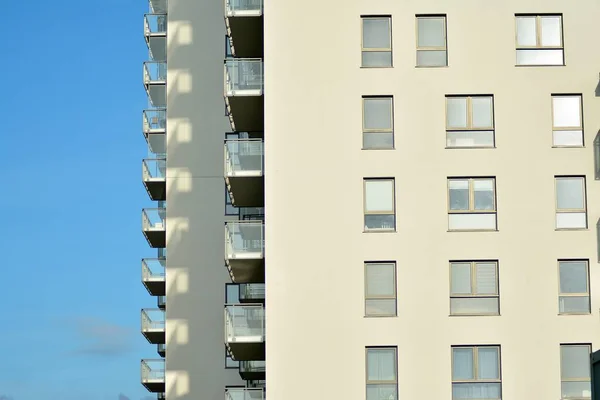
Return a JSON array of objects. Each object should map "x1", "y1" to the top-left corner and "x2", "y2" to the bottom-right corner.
[
  {"x1": 224, "y1": 139, "x2": 264, "y2": 177},
  {"x1": 224, "y1": 303, "x2": 265, "y2": 342},
  {"x1": 224, "y1": 59, "x2": 264, "y2": 94},
  {"x1": 142, "y1": 258, "x2": 166, "y2": 281},
  {"x1": 240, "y1": 284, "x2": 265, "y2": 300},
  {"x1": 141, "y1": 359, "x2": 165, "y2": 381},
  {"x1": 142, "y1": 309, "x2": 166, "y2": 331},
  {"x1": 224, "y1": 221, "x2": 265, "y2": 259},
  {"x1": 143, "y1": 208, "x2": 166, "y2": 231}
]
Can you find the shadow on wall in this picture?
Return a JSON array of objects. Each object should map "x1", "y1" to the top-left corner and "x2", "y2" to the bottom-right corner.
[{"x1": 594, "y1": 131, "x2": 600, "y2": 181}]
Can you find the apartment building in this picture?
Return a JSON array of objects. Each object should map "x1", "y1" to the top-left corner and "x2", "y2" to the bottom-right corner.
[{"x1": 139, "y1": 0, "x2": 600, "y2": 399}]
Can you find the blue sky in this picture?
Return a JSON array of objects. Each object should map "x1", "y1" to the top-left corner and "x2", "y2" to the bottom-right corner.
[{"x1": 0, "y1": 0, "x2": 156, "y2": 398}]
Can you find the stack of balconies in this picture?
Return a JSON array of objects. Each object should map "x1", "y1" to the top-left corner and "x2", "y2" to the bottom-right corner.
[
  {"x1": 224, "y1": 0, "x2": 265, "y2": 398},
  {"x1": 141, "y1": 0, "x2": 167, "y2": 396}
]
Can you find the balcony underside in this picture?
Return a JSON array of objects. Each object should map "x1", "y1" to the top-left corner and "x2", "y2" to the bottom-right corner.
[
  {"x1": 226, "y1": 176, "x2": 264, "y2": 207},
  {"x1": 239, "y1": 369, "x2": 266, "y2": 381},
  {"x1": 146, "y1": 36, "x2": 166, "y2": 61},
  {"x1": 142, "y1": 381, "x2": 165, "y2": 393},
  {"x1": 142, "y1": 330, "x2": 165, "y2": 345},
  {"x1": 226, "y1": 342, "x2": 265, "y2": 361},
  {"x1": 144, "y1": 230, "x2": 166, "y2": 248},
  {"x1": 226, "y1": 96, "x2": 264, "y2": 132},
  {"x1": 226, "y1": 15, "x2": 264, "y2": 58},
  {"x1": 146, "y1": 84, "x2": 166, "y2": 108},
  {"x1": 144, "y1": 180, "x2": 166, "y2": 201},
  {"x1": 227, "y1": 258, "x2": 265, "y2": 283},
  {"x1": 144, "y1": 280, "x2": 166, "y2": 296}
]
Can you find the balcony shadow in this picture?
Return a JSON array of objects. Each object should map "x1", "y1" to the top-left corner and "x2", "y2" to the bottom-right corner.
[
  {"x1": 594, "y1": 131, "x2": 600, "y2": 180},
  {"x1": 595, "y1": 75, "x2": 600, "y2": 97}
]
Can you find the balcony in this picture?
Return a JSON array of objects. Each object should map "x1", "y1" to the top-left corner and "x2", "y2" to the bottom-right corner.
[
  {"x1": 225, "y1": 304, "x2": 265, "y2": 361},
  {"x1": 224, "y1": 59, "x2": 264, "y2": 132},
  {"x1": 239, "y1": 360, "x2": 265, "y2": 380},
  {"x1": 157, "y1": 343, "x2": 166, "y2": 357},
  {"x1": 226, "y1": 388, "x2": 265, "y2": 400},
  {"x1": 142, "y1": 109, "x2": 166, "y2": 155},
  {"x1": 142, "y1": 258, "x2": 166, "y2": 296},
  {"x1": 144, "y1": 62, "x2": 166, "y2": 107},
  {"x1": 141, "y1": 359, "x2": 165, "y2": 393},
  {"x1": 143, "y1": 208, "x2": 166, "y2": 248},
  {"x1": 141, "y1": 309, "x2": 165, "y2": 344},
  {"x1": 239, "y1": 284, "x2": 265, "y2": 303},
  {"x1": 143, "y1": 158, "x2": 166, "y2": 201},
  {"x1": 144, "y1": 13, "x2": 167, "y2": 61},
  {"x1": 157, "y1": 295, "x2": 166, "y2": 310},
  {"x1": 149, "y1": 0, "x2": 167, "y2": 13},
  {"x1": 225, "y1": 221, "x2": 264, "y2": 283},
  {"x1": 224, "y1": 0, "x2": 263, "y2": 58},
  {"x1": 225, "y1": 139, "x2": 264, "y2": 207},
  {"x1": 240, "y1": 207, "x2": 264, "y2": 221}
]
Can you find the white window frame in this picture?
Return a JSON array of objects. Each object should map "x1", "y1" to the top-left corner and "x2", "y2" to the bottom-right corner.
[
  {"x1": 364, "y1": 178, "x2": 396, "y2": 232},
  {"x1": 362, "y1": 96, "x2": 394, "y2": 150},
  {"x1": 555, "y1": 176, "x2": 587, "y2": 230},
  {"x1": 558, "y1": 260, "x2": 590, "y2": 315},
  {"x1": 361, "y1": 16, "x2": 392, "y2": 68},
  {"x1": 366, "y1": 347, "x2": 398, "y2": 400},
  {"x1": 416, "y1": 15, "x2": 448, "y2": 67},
  {"x1": 560, "y1": 344, "x2": 592, "y2": 400},
  {"x1": 450, "y1": 261, "x2": 500, "y2": 316},
  {"x1": 445, "y1": 95, "x2": 495, "y2": 148},
  {"x1": 551, "y1": 94, "x2": 583, "y2": 147},
  {"x1": 365, "y1": 262, "x2": 397, "y2": 317},
  {"x1": 515, "y1": 14, "x2": 564, "y2": 66}
]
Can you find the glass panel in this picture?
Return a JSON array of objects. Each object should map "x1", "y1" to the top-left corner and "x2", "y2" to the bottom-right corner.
[
  {"x1": 561, "y1": 345, "x2": 591, "y2": 379},
  {"x1": 476, "y1": 263, "x2": 497, "y2": 294},
  {"x1": 562, "y1": 381, "x2": 592, "y2": 399},
  {"x1": 366, "y1": 263, "x2": 395, "y2": 296},
  {"x1": 473, "y1": 179, "x2": 495, "y2": 211},
  {"x1": 478, "y1": 348, "x2": 500, "y2": 379},
  {"x1": 447, "y1": 131, "x2": 495, "y2": 148},
  {"x1": 364, "y1": 132, "x2": 394, "y2": 150},
  {"x1": 449, "y1": 180, "x2": 469, "y2": 210},
  {"x1": 452, "y1": 348, "x2": 474, "y2": 380},
  {"x1": 451, "y1": 297, "x2": 499, "y2": 315},
  {"x1": 367, "y1": 348, "x2": 396, "y2": 381},
  {"x1": 364, "y1": 98, "x2": 392, "y2": 130},
  {"x1": 365, "y1": 214, "x2": 395, "y2": 231},
  {"x1": 446, "y1": 98, "x2": 468, "y2": 129},
  {"x1": 553, "y1": 130, "x2": 583, "y2": 147},
  {"x1": 366, "y1": 384, "x2": 398, "y2": 400},
  {"x1": 559, "y1": 261, "x2": 588, "y2": 293},
  {"x1": 449, "y1": 213, "x2": 497, "y2": 231},
  {"x1": 366, "y1": 299, "x2": 396, "y2": 317},
  {"x1": 540, "y1": 16, "x2": 562, "y2": 47},
  {"x1": 417, "y1": 17, "x2": 445, "y2": 47},
  {"x1": 471, "y1": 97, "x2": 493, "y2": 128},
  {"x1": 416, "y1": 50, "x2": 447, "y2": 67},
  {"x1": 226, "y1": 285, "x2": 240, "y2": 303},
  {"x1": 516, "y1": 16, "x2": 537, "y2": 46},
  {"x1": 365, "y1": 180, "x2": 394, "y2": 212},
  {"x1": 362, "y1": 52, "x2": 393, "y2": 67},
  {"x1": 559, "y1": 296, "x2": 590, "y2": 314},
  {"x1": 452, "y1": 383, "x2": 502, "y2": 399},
  {"x1": 516, "y1": 49, "x2": 564, "y2": 65},
  {"x1": 556, "y1": 178, "x2": 584, "y2": 210},
  {"x1": 451, "y1": 263, "x2": 472, "y2": 294},
  {"x1": 553, "y1": 96, "x2": 581, "y2": 128},
  {"x1": 363, "y1": 18, "x2": 391, "y2": 49},
  {"x1": 556, "y1": 212, "x2": 587, "y2": 229}
]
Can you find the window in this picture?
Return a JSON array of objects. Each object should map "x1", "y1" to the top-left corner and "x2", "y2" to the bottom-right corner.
[
  {"x1": 225, "y1": 348, "x2": 239, "y2": 368},
  {"x1": 448, "y1": 178, "x2": 497, "y2": 231},
  {"x1": 225, "y1": 185, "x2": 238, "y2": 216},
  {"x1": 226, "y1": 283, "x2": 240, "y2": 304},
  {"x1": 363, "y1": 96, "x2": 394, "y2": 149},
  {"x1": 225, "y1": 35, "x2": 233, "y2": 58},
  {"x1": 365, "y1": 262, "x2": 397, "y2": 317},
  {"x1": 552, "y1": 95, "x2": 583, "y2": 147},
  {"x1": 416, "y1": 15, "x2": 447, "y2": 67},
  {"x1": 446, "y1": 96, "x2": 494, "y2": 148},
  {"x1": 515, "y1": 14, "x2": 564, "y2": 66},
  {"x1": 560, "y1": 344, "x2": 591, "y2": 399},
  {"x1": 450, "y1": 261, "x2": 499, "y2": 315},
  {"x1": 558, "y1": 260, "x2": 590, "y2": 314},
  {"x1": 361, "y1": 16, "x2": 392, "y2": 67},
  {"x1": 366, "y1": 347, "x2": 397, "y2": 400},
  {"x1": 364, "y1": 179, "x2": 395, "y2": 231},
  {"x1": 452, "y1": 346, "x2": 501, "y2": 400},
  {"x1": 555, "y1": 176, "x2": 587, "y2": 229}
]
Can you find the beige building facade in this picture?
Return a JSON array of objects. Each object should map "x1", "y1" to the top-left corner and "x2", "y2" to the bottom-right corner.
[{"x1": 141, "y1": 0, "x2": 600, "y2": 399}]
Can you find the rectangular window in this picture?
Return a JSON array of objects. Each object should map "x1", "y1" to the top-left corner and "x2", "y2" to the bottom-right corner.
[
  {"x1": 364, "y1": 178, "x2": 396, "y2": 231},
  {"x1": 515, "y1": 14, "x2": 564, "y2": 66},
  {"x1": 366, "y1": 347, "x2": 398, "y2": 400},
  {"x1": 558, "y1": 260, "x2": 590, "y2": 314},
  {"x1": 225, "y1": 35, "x2": 233, "y2": 58},
  {"x1": 452, "y1": 346, "x2": 502, "y2": 399},
  {"x1": 361, "y1": 16, "x2": 392, "y2": 68},
  {"x1": 363, "y1": 96, "x2": 394, "y2": 149},
  {"x1": 448, "y1": 178, "x2": 497, "y2": 231},
  {"x1": 450, "y1": 261, "x2": 499, "y2": 316},
  {"x1": 560, "y1": 344, "x2": 591, "y2": 399},
  {"x1": 365, "y1": 262, "x2": 397, "y2": 317},
  {"x1": 446, "y1": 96, "x2": 495, "y2": 148},
  {"x1": 555, "y1": 176, "x2": 587, "y2": 229},
  {"x1": 416, "y1": 15, "x2": 448, "y2": 67},
  {"x1": 552, "y1": 95, "x2": 583, "y2": 147},
  {"x1": 225, "y1": 348, "x2": 239, "y2": 368},
  {"x1": 226, "y1": 283, "x2": 240, "y2": 304}
]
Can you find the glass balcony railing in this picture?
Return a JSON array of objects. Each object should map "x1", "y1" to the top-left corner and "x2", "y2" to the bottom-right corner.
[
  {"x1": 144, "y1": 61, "x2": 167, "y2": 84},
  {"x1": 226, "y1": 388, "x2": 265, "y2": 400},
  {"x1": 225, "y1": 139, "x2": 263, "y2": 177},
  {"x1": 240, "y1": 207, "x2": 264, "y2": 221},
  {"x1": 141, "y1": 359, "x2": 165, "y2": 383},
  {"x1": 240, "y1": 360, "x2": 266, "y2": 374},
  {"x1": 143, "y1": 158, "x2": 166, "y2": 182},
  {"x1": 143, "y1": 109, "x2": 166, "y2": 133},
  {"x1": 142, "y1": 258, "x2": 166, "y2": 283},
  {"x1": 149, "y1": 0, "x2": 167, "y2": 14},
  {"x1": 225, "y1": 0, "x2": 263, "y2": 14},
  {"x1": 142, "y1": 309, "x2": 165, "y2": 333},
  {"x1": 225, "y1": 59, "x2": 263, "y2": 94},
  {"x1": 144, "y1": 13, "x2": 167, "y2": 36},
  {"x1": 239, "y1": 284, "x2": 265, "y2": 301},
  {"x1": 225, "y1": 221, "x2": 264, "y2": 259},
  {"x1": 225, "y1": 304, "x2": 265, "y2": 343},
  {"x1": 143, "y1": 208, "x2": 166, "y2": 231}
]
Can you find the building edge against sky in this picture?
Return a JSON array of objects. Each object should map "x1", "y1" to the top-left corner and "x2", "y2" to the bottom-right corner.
[{"x1": 139, "y1": 0, "x2": 600, "y2": 399}]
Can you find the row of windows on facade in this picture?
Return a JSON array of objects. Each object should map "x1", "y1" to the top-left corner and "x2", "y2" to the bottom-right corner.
[
  {"x1": 366, "y1": 345, "x2": 591, "y2": 400},
  {"x1": 364, "y1": 176, "x2": 588, "y2": 231},
  {"x1": 362, "y1": 94, "x2": 584, "y2": 150},
  {"x1": 363, "y1": 14, "x2": 565, "y2": 68}
]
